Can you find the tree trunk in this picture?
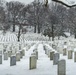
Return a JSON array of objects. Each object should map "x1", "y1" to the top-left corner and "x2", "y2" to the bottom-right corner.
[
  {"x1": 37, "y1": 0, "x2": 40, "y2": 33},
  {"x1": 13, "y1": 23, "x2": 15, "y2": 32},
  {"x1": 13, "y1": 16, "x2": 15, "y2": 32},
  {"x1": 17, "y1": 24, "x2": 21, "y2": 42},
  {"x1": 34, "y1": 25, "x2": 36, "y2": 33},
  {"x1": 38, "y1": 25, "x2": 40, "y2": 33},
  {"x1": 34, "y1": 2, "x2": 36, "y2": 33},
  {"x1": 52, "y1": 24, "x2": 54, "y2": 41}
]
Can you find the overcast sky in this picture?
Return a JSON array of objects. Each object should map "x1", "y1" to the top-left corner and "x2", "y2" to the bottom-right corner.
[
  {"x1": 5, "y1": 0, "x2": 76, "y2": 5},
  {"x1": 6, "y1": 0, "x2": 34, "y2": 4},
  {"x1": 5, "y1": 0, "x2": 51, "y2": 4}
]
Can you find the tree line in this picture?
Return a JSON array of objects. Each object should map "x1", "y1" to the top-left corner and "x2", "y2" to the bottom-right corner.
[{"x1": 0, "y1": 0, "x2": 76, "y2": 41}]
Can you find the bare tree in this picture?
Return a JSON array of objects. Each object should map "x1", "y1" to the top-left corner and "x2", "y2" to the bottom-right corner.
[{"x1": 6, "y1": 1, "x2": 24, "y2": 32}]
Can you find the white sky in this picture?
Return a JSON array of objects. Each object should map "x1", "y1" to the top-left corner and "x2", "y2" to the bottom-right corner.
[
  {"x1": 5, "y1": 0, "x2": 51, "y2": 4},
  {"x1": 6, "y1": 0, "x2": 34, "y2": 4},
  {"x1": 5, "y1": 0, "x2": 76, "y2": 5}
]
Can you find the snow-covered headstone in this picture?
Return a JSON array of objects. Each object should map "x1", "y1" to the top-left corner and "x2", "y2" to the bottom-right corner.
[
  {"x1": 0, "y1": 51, "x2": 2, "y2": 54},
  {"x1": 8, "y1": 50, "x2": 12, "y2": 57},
  {"x1": 36, "y1": 51, "x2": 38, "y2": 59},
  {"x1": 50, "y1": 51, "x2": 54, "y2": 60},
  {"x1": 29, "y1": 55, "x2": 37, "y2": 70},
  {"x1": 12, "y1": 50, "x2": 16, "y2": 55},
  {"x1": 63, "y1": 48, "x2": 67, "y2": 56},
  {"x1": 16, "y1": 52, "x2": 20, "y2": 61},
  {"x1": 58, "y1": 59, "x2": 66, "y2": 75},
  {"x1": 3, "y1": 48, "x2": 6, "y2": 54},
  {"x1": 22, "y1": 49, "x2": 25, "y2": 56},
  {"x1": 19, "y1": 44, "x2": 21, "y2": 50},
  {"x1": 68, "y1": 50, "x2": 73, "y2": 59},
  {"x1": 43, "y1": 45, "x2": 46, "y2": 50},
  {"x1": 74, "y1": 52, "x2": 76, "y2": 62},
  {"x1": 10, "y1": 55, "x2": 16, "y2": 66},
  {"x1": 48, "y1": 50, "x2": 51, "y2": 57},
  {"x1": 33, "y1": 49, "x2": 36, "y2": 52},
  {"x1": 0, "y1": 54, "x2": 2, "y2": 64},
  {"x1": 0, "y1": 44, "x2": 3, "y2": 51},
  {"x1": 53, "y1": 53, "x2": 59, "y2": 65},
  {"x1": 4, "y1": 52, "x2": 8, "y2": 60},
  {"x1": 26, "y1": 46, "x2": 29, "y2": 51},
  {"x1": 31, "y1": 52, "x2": 36, "y2": 56},
  {"x1": 32, "y1": 51, "x2": 38, "y2": 60},
  {"x1": 19, "y1": 50, "x2": 23, "y2": 58}
]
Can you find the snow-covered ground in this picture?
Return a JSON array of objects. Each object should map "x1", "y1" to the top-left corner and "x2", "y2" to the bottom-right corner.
[
  {"x1": 0, "y1": 44, "x2": 57, "y2": 75},
  {"x1": 0, "y1": 31, "x2": 76, "y2": 75},
  {"x1": 0, "y1": 43, "x2": 76, "y2": 75}
]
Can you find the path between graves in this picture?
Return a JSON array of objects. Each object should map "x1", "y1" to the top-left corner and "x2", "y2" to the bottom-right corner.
[{"x1": 36, "y1": 44, "x2": 57, "y2": 75}]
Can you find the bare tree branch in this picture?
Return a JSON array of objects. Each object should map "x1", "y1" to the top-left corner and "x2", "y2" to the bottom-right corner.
[{"x1": 52, "y1": 0, "x2": 76, "y2": 8}]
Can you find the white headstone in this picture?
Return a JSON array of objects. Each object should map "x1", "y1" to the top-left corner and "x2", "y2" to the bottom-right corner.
[
  {"x1": 68, "y1": 50, "x2": 73, "y2": 59},
  {"x1": 0, "y1": 54, "x2": 2, "y2": 64},
  {"x1": 4, "y1": 52, "x2": 8, "y2": 60},
  {"x1": 58, "y1": 59, "x2": 66, "y2": 75},
  {"x1": 29, "y1": 55, "x2": 37, "y2": 70},
  {"x1": 53, "y1": 53, "x2": 59, "y2": 65},
  {"x1": 22, "y1": 49, "x2": 25, "y2": 56},
  {"x1": 16, "y1": 52, "x2": 20, "y2": 61},
  {"x1": 63, "y1": 48, "x2": 67, "y2": 56},
  {"x1": 19, "y1": 50, "x2": 23, "y2": 58},
  {"x1": 8, "y1": 50, "x2": 12, "y2": 57},
  {"x1": 0, "y1": 51, "x2": 2, "y2": 54},
  {"x1": 50, "y1": 51, "x2": 54, "y2": 60},
  {"x1": 74, "y1": 52, "x2": 76, "y2": 62},
  {"x1": 10, "y1": 55, "x2": 16, "y2": 66}
]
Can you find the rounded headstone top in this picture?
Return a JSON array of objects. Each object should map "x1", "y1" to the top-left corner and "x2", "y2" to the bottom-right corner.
[
  {"x1": 68, "y1": 49, "x2": 73, "y2": 51},
  {"x1": 74, "y1": 48, "x2": 76, "y2": 51},
  {"x1": 64, "y1": 45, "x2": 67, "y2": 48},
  {"x1": 55, "y1": 51, "x2": 58, "y2": 53},
  {"x1": 58, "y1": 59, "x2": 65, "y2": 61},
  {"x1": 16, "y1": 52, "x2": 20, "y2": 53},
  {"x1": 30, "y1": 55, "x2": 36, "y2": 57},
  {"x1": 52, "y1": 49, "x2": 56, "y2": 52},
  {"x1": 19, "y1": 50, "x2": 22, "y2": 51},
  {"x1": 11, "y1": 55, "x2": 16, "y2": 57}
]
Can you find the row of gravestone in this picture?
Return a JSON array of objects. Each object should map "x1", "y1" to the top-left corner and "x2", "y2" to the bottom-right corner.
[
  {"x1": 29, "y1": 44, "x2": 66, "y2": 75},
  {"x1": 50, "y1": 43, "x2": 76, "y2": 62},
  {"x1": 44, "y1": 44, "x2": 76, "y2": 75},
  {"x1": 1, "y1": 42, "x2": 35, "y2": 51},
  {"x1": 0, "y1": 43, "x2": 67, "y2": 75},
  {"x1": 46, "y1": 39, "x2": 76, "y2": 51},
  {"x1": 0, "y1": 49, "x2": 25, "y2": 66},
  {"x1": 29, "y1": 49, "x2": 38, "y2": 70},
  {"x1": 1, "y1": 42, "x2": 35, "y2": 53},
  {"x1": 2, "y1": 42, "x2": 35, "y2": 55},
  {"x1": 0, "y1": 42, "x2": 35, "y2": 66},
  {"x1": 43, "y1": 44, "x2": 66, "y2": 75},
  {"x1": 53, "y1": 42, "x2": 76, "y2": 62},
  {"x1": 43, "y1": 44, "x2": 59, "y2": 65},
  {"x1": 63, "y1": 48, "x2": 76, "y2": 62}
]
